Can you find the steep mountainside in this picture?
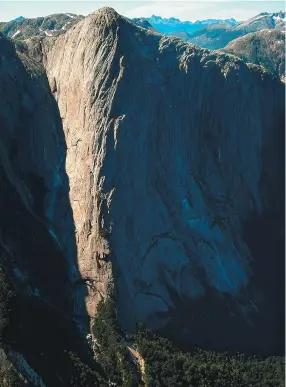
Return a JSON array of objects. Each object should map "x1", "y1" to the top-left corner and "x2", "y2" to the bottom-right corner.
[
  {"x1": 39, "y1": 7, "x2": 284, "y2": 355},
  {"x1": 187, "y1": 22, "x2": 239, "y2": 49},
  {"x1": 223, "y1": 29, "x2": 285, "y2": 81},
  {"x1": 0, "y1": 32, "x2": 98, "y2": 386},
  {"x1": 0, "y1": 13, "x2": 83, "y2": 39},
  {"x1": 236, "y1": 11, "x2": 286, "y2": 32},
  {"x1": 188, "y1": 11, "x2": 286, "y2": 49},
  {"x1": 143, "y1": 14, "x2": 237, "y2": 35},
  {"x1": 169, "y1": 31, "x2": 192, "y2": 40}
]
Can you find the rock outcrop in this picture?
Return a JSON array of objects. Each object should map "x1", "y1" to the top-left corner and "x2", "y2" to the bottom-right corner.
[{"x1": 40, "y1": 7, "x2": 284, "y2": 355}]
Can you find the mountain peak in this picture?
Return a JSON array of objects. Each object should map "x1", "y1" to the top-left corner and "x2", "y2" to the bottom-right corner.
[
  {"x1": 11, "y1": 16, "x2": 25, "y2": 22},
  {"x1": 84, "y1": 7, "x2": 125, "y2": 29},
  {"x1": 91, "y1": 7, "x2": 120, "y2": 20}
]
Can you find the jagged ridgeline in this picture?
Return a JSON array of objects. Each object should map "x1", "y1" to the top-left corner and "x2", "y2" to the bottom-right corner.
[{"x1": 0, "y1": 6, "x2": 284, "y2": 386}]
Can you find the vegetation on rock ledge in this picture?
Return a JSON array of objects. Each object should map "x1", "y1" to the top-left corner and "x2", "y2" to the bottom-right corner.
[{"x1": 93, "y1": 298, "x2": 140, "y2": 387}]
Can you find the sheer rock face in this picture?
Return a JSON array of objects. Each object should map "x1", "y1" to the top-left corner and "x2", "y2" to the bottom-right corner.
[
  {"x1": 42, "y1": 8, "x2": 284, "y2": 353},
  {"x1": 0, "y1": 34, "x2": 92, "y2": 385},
  {"x1": 0, "y1": 33, "x2": 78, "y2": 310}
]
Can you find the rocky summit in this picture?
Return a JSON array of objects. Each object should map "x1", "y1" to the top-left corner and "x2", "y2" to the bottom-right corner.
[{"x1": 0, "y1": 6, "x2": 285, "y2": 385}]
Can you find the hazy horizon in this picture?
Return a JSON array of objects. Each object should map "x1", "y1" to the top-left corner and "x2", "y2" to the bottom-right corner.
[{"x1": 0, "y1": 1, "x2": 285, "y2": 22}]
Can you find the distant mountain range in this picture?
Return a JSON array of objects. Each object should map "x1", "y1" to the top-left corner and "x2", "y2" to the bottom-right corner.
[
  {"x1": 143, "y1": 15, "x2": 238, "y2": 35},
  {"x1": 186, "y1": 11, "x2": 286, "y2": 49},
  {"x1": 0, "y1": 13, "x2": 84, "y2": 39},
  {"x1": 137, "y1": 11, "x2": 285, "y2": 81},
  {"x1": 3, "y1": 14, "x2": 237, "y2": 39},
  {"x1": 1, "y1": 11, "x2": 285, "y2": 81},
  {"x1": 184, "y1": 11, "x2": 285, "y2": 81}
]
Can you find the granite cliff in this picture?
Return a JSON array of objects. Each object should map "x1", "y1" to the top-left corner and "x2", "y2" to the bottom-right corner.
[
  {"x1": 0, "y1": 33, "x2": 94, "y2": 385},
  {"x1": 40, "y1": 8, "x2": 284, "y2": 354},
  {"x1": 0, "y1": 7, "x2": 284, "y2": 374}
]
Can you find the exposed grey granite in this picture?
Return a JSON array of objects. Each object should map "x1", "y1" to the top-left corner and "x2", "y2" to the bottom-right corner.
[{"x1": 40, "y1": 8, "x2": 285, "y2": 354}]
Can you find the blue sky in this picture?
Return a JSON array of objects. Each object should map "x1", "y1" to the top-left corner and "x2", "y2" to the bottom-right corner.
[{"x1": 0, "y1": 1, "x2": 285, "y2": 22}]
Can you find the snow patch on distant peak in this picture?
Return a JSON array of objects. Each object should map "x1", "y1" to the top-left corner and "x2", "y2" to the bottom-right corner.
[
  {"x1": 11, "y1": 30, "x2": 21, "y2": 38},
  {"x1": 66, "y1": 13, "x2": 76, "y2": 18},
  {"x1": 61, "y1": 21, "x2": 70, "y2": 30},
  {"x1": 273, "y1": 15, "x2": 286, "y2": 21}
]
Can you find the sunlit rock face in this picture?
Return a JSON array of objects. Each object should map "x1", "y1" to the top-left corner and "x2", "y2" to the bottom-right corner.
[
  {"x1": 42, "y1": 8, "x2": 284, "y2": 355},
  {"x1": 0, "y1": 33, "x2": 92, "y2": 384}
]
